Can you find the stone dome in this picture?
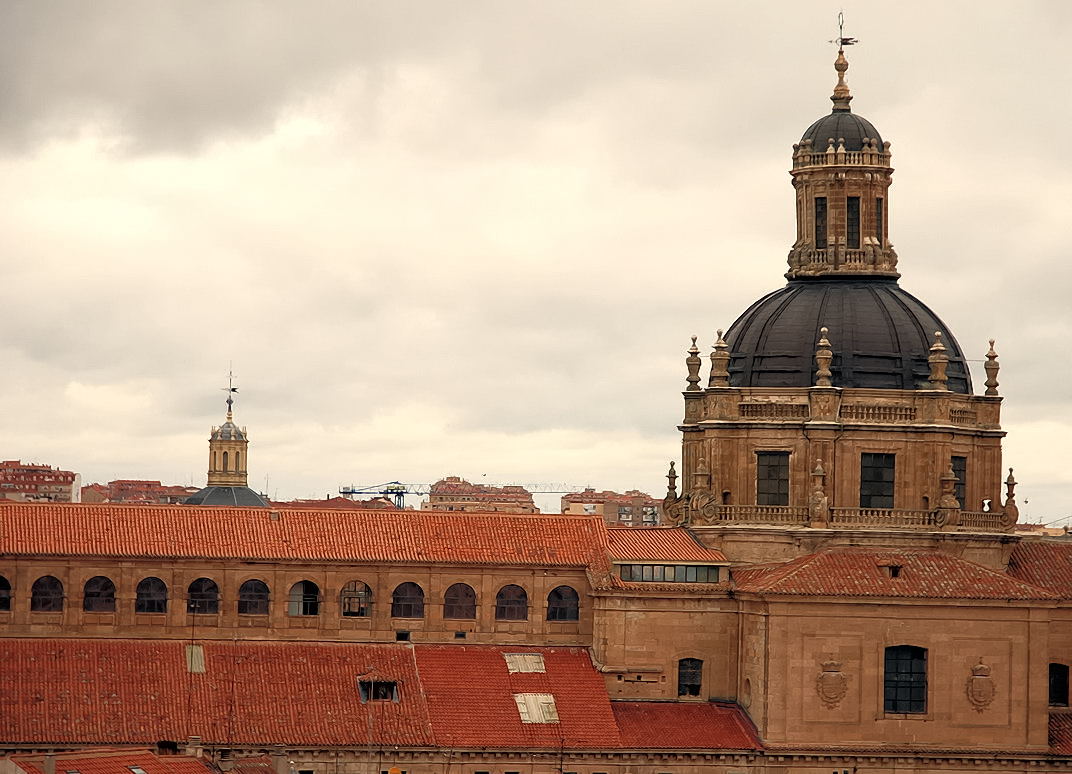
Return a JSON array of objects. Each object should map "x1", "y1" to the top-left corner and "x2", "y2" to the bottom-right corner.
[
  {"x1": 724, "y1": 278, "x2": 972, "y2": 393},
  {"x1": 800, "y1": 111, "x2": 882, "y2": 152},
  {"x1": 211, "y1": 421, "x2": 246, "y2": 441}
]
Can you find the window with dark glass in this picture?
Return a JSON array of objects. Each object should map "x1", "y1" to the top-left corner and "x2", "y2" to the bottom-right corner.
[
  {"x1": 619, "y1": 564, "x2": 719, "y2": 583},
  {"x1": 546, "y1": 585, "x2": 580, "y2": 621},
  {"x1": 884, "y1": 645, "x2": 927, "y2": 713},
  {"x1": 875, "y1": 197, "x2": 884, "y2": 245},
  {"x1": 677, "y1": 658, "x2": 703, "y2": 697},
  {"x1": 237, "y1": 579, "x2": 269, "y2": 615},
  {"x1": 951, "y1": 455, "x2": 967, "y2": 508},
  {"x1": 1050, "y1": 663, "x2": 1070, "y2": 707},
  {"x1": 187, "y1": 578, "x2": 219, "y2": 615},
  {"x1": 31, "y1": 576, "x2": 64, "y2": 612},
  {"x1": 847, "y1": 196, "x2": 861, "y2": 249},
  {"x1": 359, "y1": 680, "x2": 399, "y2": 702},
  {"x1": 495, "y1": 584, "x2": 528, "y2": 621},
  {"x1": 0, "y1": 575, "x2": 10, "y2": 612},
  {"x1": 443, "y1": 583, "x2": 476, "y2": 619},
  {"x1": 814, "y1": 197, "x2": 828, "y2": 250},
  {"x1": 135, "y1": 577, "x2": 168, "y2": 614},
  {"x1": 860, "y1": 453, "x2": 896, "y2": 508},
  {"x1": 83, "y1": 576, "x2": 116, "y2": 613},
  {"x1": 340, "y1": 581, "x2": 372, "y2": 617},
  {"x1": 756, "y1": 451, "x2": 790, "y2": 506},
  {"x1": 391, "y1": 582, "x2": 425, "y2": 618},
  {"x1": 288, "y1": 580, "x2": 320, "y2": 616}
]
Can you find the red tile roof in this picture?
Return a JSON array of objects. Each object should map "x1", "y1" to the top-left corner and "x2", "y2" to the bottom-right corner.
[
  {"x1": 732, "y1": 548, "x2": 1056, "y2": 600},
  {"x1": 10, "y1": 750, "x2": 211, "y2": 774},
  {"x1": 0, "y1": 639, "x2": 757, "y2": 752},
  {"x1": 1051, "y1": 713, "x2": 1072, "y2": 755},
  {"x1": 0, "y1": 503, "x2": 604, "y2": 566},
  {"x1": 612, "y1": 701, "x2": 761, "y2": 750},
  {"x1": 606, "y1": 527, "x2": 726, "y2": 563},
  {"x1": 1008, "y1": 541, "x2": 1072, "y2": 599}
]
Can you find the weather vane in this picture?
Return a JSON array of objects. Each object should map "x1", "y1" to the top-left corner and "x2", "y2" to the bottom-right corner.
[
  {"x1": 830, "y1": 11, "x2": 858, "y2": 51},
  {"x1": 221, "y1": 365, "x2": 239, "y2": 414}
]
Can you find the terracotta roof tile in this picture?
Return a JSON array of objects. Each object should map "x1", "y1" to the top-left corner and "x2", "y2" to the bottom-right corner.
[
  {"x1": 612, "y1": 701, "x2": 761, "y2": 750},
  {"x1": 1051, "y1": 713, "x2": 1072, "y2": 755},
  {"x1": 10, "y1": 750, "x2": 211, "y2": 774},
  {"x1": 0, "y1": 503, "x2": 604, "y2": 566},
  {"x1": 732, "y1": 548, "x2": 1056, "y2": 600},
  {"x1": 606, "y1": 527, "x2": 726, "y2": 563},
  {"x1": 1008, "y1": 541, "x2": 1072, "y2": 599}
]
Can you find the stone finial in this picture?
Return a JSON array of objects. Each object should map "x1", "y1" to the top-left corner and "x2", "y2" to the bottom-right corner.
[
  {"x1": 808, "y1": 459, "x2": 830, "y2": 525},
  {"x1": 709, "y1": 329, "x2": 731, "y2": 387},
  {"x1": 939, "y1": 462, "x2": 960, "y2": 509},
  {"x1": 666, "y1": 460, "x2": 678, "y2": 499},
  {"x1": 928, "y1": 331, "x2": 949, "y2": 390},
  {"x1": 1003, "y1": 468, "x2": 1020, "y2": 525},
  {"x1": 831, "y1": 47, "x2": 853, "y2": 111},
  {"x1": 984, "y1": 339, "x2": 1000, "y2": 396},
  {"x1": 814, "y1": 327, "x2": 833, "y2": 387},
  {"x1": 685, "y1": 336, "x2": 702, "y2": 392}
]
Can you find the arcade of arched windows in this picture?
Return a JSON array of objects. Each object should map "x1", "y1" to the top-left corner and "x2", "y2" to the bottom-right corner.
[{"x1": 0, "y1": 567, "x2": 591, "y2": 642}]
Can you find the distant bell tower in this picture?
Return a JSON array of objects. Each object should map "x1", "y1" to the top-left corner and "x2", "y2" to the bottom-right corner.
[{"x1": 207, "y1": 391, "x2": 249, "y2": 487}]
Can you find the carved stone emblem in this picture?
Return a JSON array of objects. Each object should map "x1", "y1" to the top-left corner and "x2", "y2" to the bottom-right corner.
[
  {"x1": 966, "y1": 660, "x2": 995, "y2": 712},
  {"x1": 816, "y1": 659, "x2": 848, "y2": 708}
]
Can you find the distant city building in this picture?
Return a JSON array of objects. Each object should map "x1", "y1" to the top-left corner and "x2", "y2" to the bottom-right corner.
[
  {"x1": 0, "y1": 460, "x2": 80, "y2": 503},
  {"x1": 421, "y1": 476, "x2": 538, "y2": 513},
  {"x1": 81, "y1": 480, "x2": 199, "y2": 505},
  {"x1": 184, "y1": 387, "x2": 269, "y2": 508},
  {"x1": 278, "y1": 495, "x2": 399, "y2": 510},
  {"x1": 1015, "y1": 522, "x2": 1070, "y2": 538},
  {"x1": 561, "y1": 488, "x2": 660, "y2": 525}
]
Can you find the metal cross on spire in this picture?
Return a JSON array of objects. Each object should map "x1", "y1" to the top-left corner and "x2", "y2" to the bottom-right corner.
[
  {"x1": 221, "y1": 366, "x2": 239, "y2": 416},
  {"x1": 832, "y1": 11, "x2": 858, "y2": 52}
]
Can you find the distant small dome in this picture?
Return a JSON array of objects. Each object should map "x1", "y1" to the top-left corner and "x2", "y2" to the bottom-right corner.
[
  {"x1": 800, "y1": 111, "x2": 883, "y2": 152},
  {"x1": 725, "y1": 278, "x2": 972, "y2": 393},
  {"x1": 211, "y1": 421, "x2": 246, "y2": 442},
  {"x1": 184, "y1": 486, "x2": 268, "y2": 507}
]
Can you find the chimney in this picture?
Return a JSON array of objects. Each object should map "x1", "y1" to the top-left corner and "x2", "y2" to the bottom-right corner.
[
  {"x1": 44, "y1": 754, "x2": 56, "y2": 774},
  {"x1": 271, "y1": 746, "x2": 288, "y2": 774},
  {"x1": 218, "y1": 750, "x2": 234, "y2": 772},
  {"x1": 185, "y1": 736, "x2": 203, "y2": 758}
]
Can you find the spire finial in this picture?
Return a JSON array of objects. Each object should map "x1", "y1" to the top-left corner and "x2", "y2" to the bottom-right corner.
[
  {"x1": 928, "y1": 331, "x2": 949, "y2": 390},
  {"x1": 685, "y1": 336, "x2": 702, "y2": 392},
  {"x1": 984, "y1": 339, "x2": 1000, "y2": 396},
  {"x1": 830, "y1": 12, "x2": 856, "y2": 112},
  {"x1": 221, "y1": 367, "x2": 239, "y2": 419},
  {"x1": 709, "y1": 329, "x2": 731, "y2": 387},
  {"x1": 814, "y1": 326, "x2": 833, "y2": 387}
]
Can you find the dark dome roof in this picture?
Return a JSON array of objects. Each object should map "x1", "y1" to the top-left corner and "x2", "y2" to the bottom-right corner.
[
  {"x1": 800, "y1": 111, "x2": 882, "y2": 152},
  {"x1": 184, "y1": 486, "x2": 269, "y2": 507},
  {"x1": 725, "y1": 278, "x2": 972, "y2": 393},
  {"x1": 211, "y1": 421, "x2": 246, "y2": 441}
]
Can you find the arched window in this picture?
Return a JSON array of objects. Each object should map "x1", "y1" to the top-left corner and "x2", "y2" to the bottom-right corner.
[
  {"x1": 31, "y1": 576, "x2": 64, "y2": 612},
  {"x1": 884, "y1": 645, "x2": 927, "y2": 713},
  {"x1": 391, "y1": 582, "x2": 425, "y2": 618},
  {"x1": 288, "y1": 580, "x2": 321, "y2": 616},
  {"x1": 340, "y1": 581, "x2": 372, "y2": 617},
  {"x1": 444, "y1": 583, "x2": 476, "y2": 619},
  {"x1": 678, "y1": 657, "x2": 703, "y2": 696},
  {"x1": 495, "y1": 584, "x2": 528, "y2": 621},
  {"x1": 83, "y1": 576, "x2": 117, "y2": 612},
  {"x1": 235, "y1": 451, "x2": 241, "y2": 471},
  {"x1": 187, "y1": 578, "x2": 220, "y2": 615},
  {"x1": 1050, "y1": 663, "x2": 1070, "y2": 707},
  {"x1": 135, "y1": 577, "x2": 168, "y2": 614},
  {"x1": 237, "y1": 579, "x2": 270, "y2": 615},
  {"x1": 546, "y1": 585, "x2": 579, "y2": 621},
  {"x1": 0, "y1": 575, "x2": 10, "y2": 612},
  {"x1": 222, "y1": 451, "x2": 229, "y2": 471}
]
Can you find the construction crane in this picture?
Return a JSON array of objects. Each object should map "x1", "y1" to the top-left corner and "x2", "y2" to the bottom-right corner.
[{"x1": 339, "y1": 481, "x2": 585, "y2": 509}]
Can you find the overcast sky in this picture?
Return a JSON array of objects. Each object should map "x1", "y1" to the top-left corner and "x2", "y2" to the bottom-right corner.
[{"x1": 1, "y1": 1, "x2": 1069, "y2": 520}]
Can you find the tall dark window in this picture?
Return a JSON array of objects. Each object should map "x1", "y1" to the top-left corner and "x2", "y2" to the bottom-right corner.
[
  {"x1": 495, "y1": 585, "x2": 528, "y2": 621},
  {"x1": 951, "y1": 455, "x2": 967, "y2": 508},
  {"x1": 187, "y1": 578, "x2": 219, "y2": 614},
  {"x1": 884, "y1": 645, "x2": 927, "y2": 713},
  {"x1": 814, "y1": 197, "x2": 828, "y2": 250},
  {"x1": 83, "y1": 576, "x2": 116, "y2": 613},
  {"x1": 0, "y1": 575, "x2": 10, "y2": 612},
  {"x1": 237, "y1": 579, "x2": 269, "y2": 615},
  {"x1": 443, "y1": 583, "x2": 476, "y2": 619},
  {"x1": 135, "y1": 577, "x2": 168, "y2": 614},
  {"x1": 677, "y1": 658, "x2": 703, "y2": 697},
  {"x1": 391, "y1": 582, "x2": 425, "y2": 618},
  {"x1": 546, "y1": 586, "x2": 580, "y2": 621},
  {"x1": 288, "y1": 580, "x2": 320, "y2": 616},
  {"x1": 846, "y1": 196, "x2": 861, "y2": 249},
  {"x1": 340, "y1": 581, "x2": 372, "y2": 617},
  {"x1": 1051, "y1": 663, "x2": 1070, "y2": 707},
  {"x1": 860, "y1": 453, "x2": 896, "y2": 508},
  {"x1": 30, "y1": 576, "x2": 64, "y2": 612},
  {"x1": 875, "y1": 197, "x2": 884, "y2": 245},
  {"x1": 756, "y1": 451, "x2": 790, "y2": 506}
]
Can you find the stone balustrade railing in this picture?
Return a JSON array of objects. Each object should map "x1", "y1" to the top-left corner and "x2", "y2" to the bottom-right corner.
[
  {"x1": 792, "y1": 150, "x2": 892, "y2": 168},
  {"x1": 829, "y1": 507, "x2": 937, "y2": 529}
]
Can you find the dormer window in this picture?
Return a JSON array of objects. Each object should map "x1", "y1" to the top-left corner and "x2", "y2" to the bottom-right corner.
[
  {"x1": 887, "y1": 565, "x2": 902, "y2": 578},
  {"x1": 358, "y1": 680, "x2": 399, "y2": 703}
]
